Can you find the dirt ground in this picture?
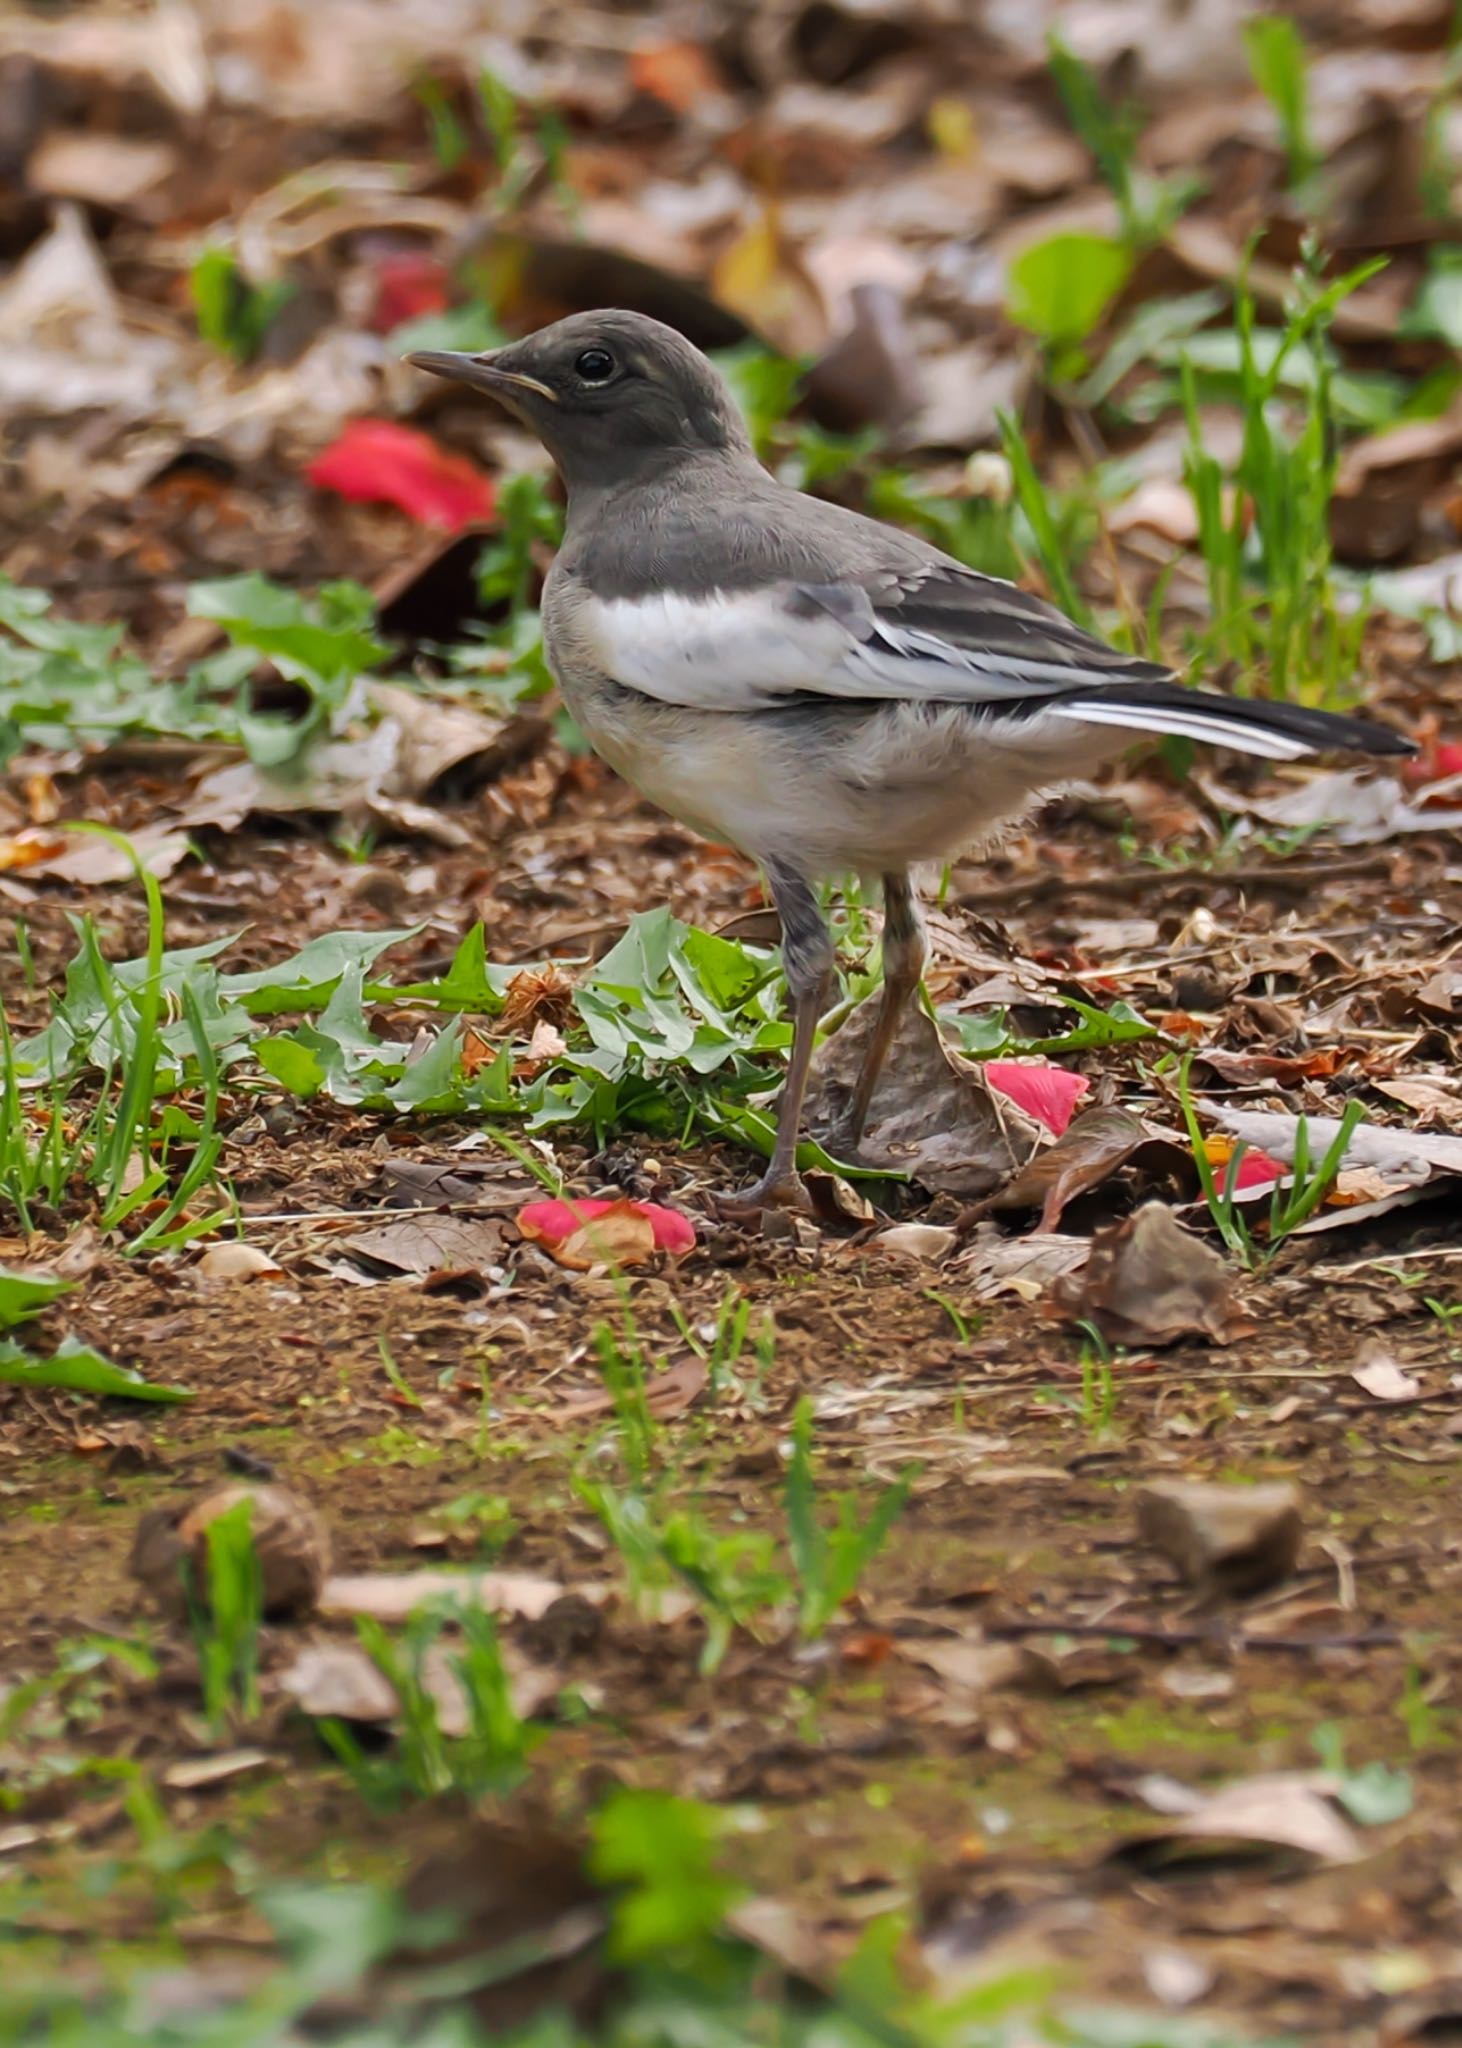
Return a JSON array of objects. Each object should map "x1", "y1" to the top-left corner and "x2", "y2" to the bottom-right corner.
[
  {"x1": 4, "y1": 775, "x2": 1461, "y2": 2042},
  {"x1": 4, "y1": 0, "x2": 1462, "y2": 2039}
]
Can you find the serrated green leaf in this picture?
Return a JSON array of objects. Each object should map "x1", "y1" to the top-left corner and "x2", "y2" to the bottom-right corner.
[
  {"x1": 0, "y1": 1335, "x2": 192, "y2": 1403},
  {"x1": 0, "y1": 1265, "x2": 71, "y2": 1330}
]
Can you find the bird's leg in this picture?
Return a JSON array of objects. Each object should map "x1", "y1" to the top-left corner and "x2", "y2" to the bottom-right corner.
[
  {"x1": 822, "y1": 869, "x2": 926, "y2": 1156},
  {"x1": 718, "y1": 866, "x2": 833, "y2": 1214}
]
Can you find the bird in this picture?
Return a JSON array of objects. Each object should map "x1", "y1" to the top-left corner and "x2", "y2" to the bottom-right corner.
[{"x1": 408, "y1": 310, "x2": 1414, "y2": 1214}]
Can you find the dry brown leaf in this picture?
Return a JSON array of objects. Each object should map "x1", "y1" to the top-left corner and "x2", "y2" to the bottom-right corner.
[
  {"x1": 1351, "y1": 1348, "x2": 1424, "y2": 1402},
  {"x1": 956, "y1": 1225, "x2": 1091, "y2": 1302},
  {"x1": 902, "y1": 1637, "x2": 1033, "y2": 1696},
  {"x1": 338, "y1": 1214, "x2": 506, "y2": 1279},
  {"x1": 809, "y1": 997, "x2": 1042, "y2": 1197},
  {"x1": 280, "y1": 1636, "x2": 555, "y2": 1733},
  {"x1": 1208, "y1": 767, "x2": 1462, "y2": 848},
  {"x1": 867, "y1": 1223, "x2": 958, "y2": 1261},
  {"x1": 132, "y1": 1484, "x2": 330, "y2": 1622},
  {"x1": 28, "y1": 130, "x2": 177, "y2": 207},
  {"x1": 161, "y1": 1750, "x2": 273, "y2": 1791},
  {"x1": 2, "y1": 822, "x2": 192, "y2": 884},
  {"x1": 1056, "y1": 1202, "x2": 1243, "y2": 1346},
  {"x1": 550, "y1": 1356, "x2": 708, "y2": 1425},
  {"x1": 554, "y1": 1202, "x2": 657, "y2": 1271},
  {"x1": 1110, "y1": 1773, "x2": 1361, "y2": 1870},
  {"x1": 711, "y1": 208, "x2": 827, "y2": 356},
  {"x1": 1375, "y1": 1076, "x2": 1462, "y2": 1127},
  {"x1": 1137, "y1": 1480, "x2": 1303, "y2": 1597},
  {"x1": 318, "y1": 1569, "x2": 580, "y2": 1625},
  {"x1": 987, "y1": 1106, "x2": 1185, "y2": 1231}
]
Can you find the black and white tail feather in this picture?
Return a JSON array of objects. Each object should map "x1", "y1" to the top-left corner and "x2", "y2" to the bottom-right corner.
[{"x1": 582, "y1": 560, "x2": 1413, "y2": 764}]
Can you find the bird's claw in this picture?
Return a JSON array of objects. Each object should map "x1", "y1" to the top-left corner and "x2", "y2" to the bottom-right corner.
[{"x1": 711, "y1": 1169, "x2": 814, "y2": 1220}]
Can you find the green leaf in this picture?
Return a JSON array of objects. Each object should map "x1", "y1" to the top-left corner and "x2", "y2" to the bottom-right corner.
[
  {"x1": 255, "y1": 1035, "x2": 327, "y2": 1098},
  {"x1": 222, "y1": 928, "x2": 421, "y2": 1014},
  {"x1": 388, "y1": 1020, "x2": 468, "y2": 1111},
  {"x1": 188, "y1": 573, "x2": 386, "y2": 684},
  {"x1": 0, "y1": 1335, "x2": 192, "y2": 1403},
  {"x1": 1334, "y1": 1761, "x2": 1414, "y2": 1826},
  {"x1": 377, "y1": 924, "x2": 515, "y2": 1012},
  {"x1": 1402, "y1": 248, "x2": 1462, "y2": 348},
  {"x1": 589, "y1": 1788, "x2": 742, "y2": 1962},
  {"x1": 1006, "y1": 233, "x2": 1133, "y2": 349},
  {"x1": 0, "y1": 1265, "x2": 71, "y2": 1329}
]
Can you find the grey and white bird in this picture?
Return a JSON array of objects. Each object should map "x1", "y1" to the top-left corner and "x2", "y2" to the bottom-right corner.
[{"x1": 409, "y1": 310, "x2": 1413, "y2": 1212}]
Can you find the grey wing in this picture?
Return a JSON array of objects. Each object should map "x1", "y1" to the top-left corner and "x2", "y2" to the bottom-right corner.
[{"x1": 578, "y1": 561, "x2": 1170, "y2": 714}]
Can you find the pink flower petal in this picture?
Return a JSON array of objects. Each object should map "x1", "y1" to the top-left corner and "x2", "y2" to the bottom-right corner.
[
  {"x1": 516, "y1": 1197, "x2": 695, "y2": 1255},
  {"x1": 306, "y1": 421, "x2": 496, "y2": 532},
  {"x1": 985, "y1": 1060, "x2": 1089, "y2": 1136}
]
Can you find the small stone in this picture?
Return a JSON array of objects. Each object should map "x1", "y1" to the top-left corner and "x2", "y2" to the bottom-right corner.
[
  {"x1": 130, "y1": 1482, "x2": 330, "y2": 1623},
  {"x1": 1136, "y1": 1478, "x2": 1303, "y2": 1598},
  {"x1": 197, "y1": 1242, "x2": 281, "y2": 1281}
]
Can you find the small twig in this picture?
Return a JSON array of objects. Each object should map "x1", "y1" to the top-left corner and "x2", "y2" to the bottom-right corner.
[{"x1": 984, "y1": 1615, "x2": 1401, "y2": 1652}]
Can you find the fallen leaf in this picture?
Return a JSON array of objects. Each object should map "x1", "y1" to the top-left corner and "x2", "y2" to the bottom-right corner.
[
  {"x1": 319, "y1": 1568, "x2": 580, "y2": 1624},
  {"x1": 0, "y1": 822, "x2": 192, "y2": 883},
  {"x1": 710, "y1": 207, "x2": 826, "y2": 357},
  {"x1": 868, "y1": 1223, "x2": 958, "y2": 1260},
  {"x1": 307, "y1": 420, "x2": 496, "y2": 532},
  {"x1": 1404, "y1": 736, "x2": 1462, "y2": 788},
  {"x1": 984, "y1": 1060, "x2": 1089, "y2": 1136},
  {"x1": 1374, "y1": 1075, "x2": 1462, "y2": 1128},
  {"x1": 1202, "y1": 1136, "x2": 1287, "y2": 1192},
  {"x1": 989, "y1": 1106, "x2": 1182, "y2": 1230},
  {"x1": 339, "y1": 1214, "x2": 506, "y2": 1278},
  {"x1": 161, "y1": 1750, "x2": 273, "y2": 1791},
  {"x1": 629, "y1": 40, "x2": 725, "y2": 110},
  {"x1": 1056, "y1": 1202, "x2": 1243, "y2": 1346},
  {"x1": 902, "y1": 1638, "x2": 1032, "y2": 1695},
  {"x1": 1136, "y1": 1479, "x2": 1303, "y2": 1597},
  {"x1": 1206, "y1": 1103, "x2": 1462, "y2": 1184},
  {"x1": 957, "y1": 1225, "x2": 1091, "y2": 1301},
  {"x1": 550, "y1": 1355, "x2": 707, "y2": 1424},
  {"x1": 281, "y1": 1636, "x2": 555, "y2": 1733},
  {"x1": 368, "y1": 249, "x2": 451, "y2": 334},
  {"x1": 1207, "y1": 767, "x2": 1456, "y2": 847},
  {"x1": 810, "y1": 997, "x2": 1041, "y2": 1197},
  {"x1": 1351, "y1": 1348, "x2": 1423, "y2": 1402},
  {"x1": 1110, "y1": 1772, "x2": 1361, "y2": 1870}
]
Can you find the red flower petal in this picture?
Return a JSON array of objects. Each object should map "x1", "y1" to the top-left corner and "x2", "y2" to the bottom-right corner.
[
  {"x1": 368, "y1": 251, "x2": 451, "y2": 335},
  {"x1": 516, "y1": 1197, "x2": 695, "y2": 1255},
  {"x1": 306, "y1": 421, "x2": 495, "y2": 532},
  {"x1": 985, "y1": 1060, "x2": 1089, "y2": 1136},
  {"x1": 1231, "y1": 1148, "x2": 1285, "y2": 1191},
  {"x1": 1404, "y1": 737, "x2": 1462, "y2": 787}
]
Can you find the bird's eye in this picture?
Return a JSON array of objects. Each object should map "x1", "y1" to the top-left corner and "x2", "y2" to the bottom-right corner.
[{"x1": 574, "y1": 347, "x2": 615, "y2": 384}]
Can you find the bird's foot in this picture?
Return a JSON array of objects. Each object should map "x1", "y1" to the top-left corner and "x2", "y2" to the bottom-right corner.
[{"x1": 712, "y1": 1168, "x2": 814, "y2": 1220}]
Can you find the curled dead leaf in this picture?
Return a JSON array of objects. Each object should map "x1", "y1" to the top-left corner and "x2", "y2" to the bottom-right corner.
[{"x1": 1055, "y1": 1202, "x2": 1244, "y2": 1347}]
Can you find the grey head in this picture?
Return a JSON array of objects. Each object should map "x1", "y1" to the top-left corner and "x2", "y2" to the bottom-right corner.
[{"x1": 407, "y1": 309, "x2": 754, "y2": 497}]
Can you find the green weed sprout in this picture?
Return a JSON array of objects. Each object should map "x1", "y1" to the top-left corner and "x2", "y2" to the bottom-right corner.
[
  {"x1": 785, "y1": 1397, "x2": 914, "y2": 1639},
  {"x1": 188, "y1": 1497, "x2": 264, "y2": 1730}
]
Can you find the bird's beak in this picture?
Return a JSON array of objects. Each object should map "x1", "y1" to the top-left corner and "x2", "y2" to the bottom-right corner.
[{"x1": 404, "y1": 350, "x2": 558, "y2": 404}]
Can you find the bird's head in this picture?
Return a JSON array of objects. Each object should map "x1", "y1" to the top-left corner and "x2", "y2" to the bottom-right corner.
[{"x1": 407, "y1": 309, "x2": 752, "y2": 494}]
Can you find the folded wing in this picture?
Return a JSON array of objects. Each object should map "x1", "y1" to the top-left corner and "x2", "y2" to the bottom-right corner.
[{"x1": 582, "y1": 563, "x2": 1410, "y2": 761}]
